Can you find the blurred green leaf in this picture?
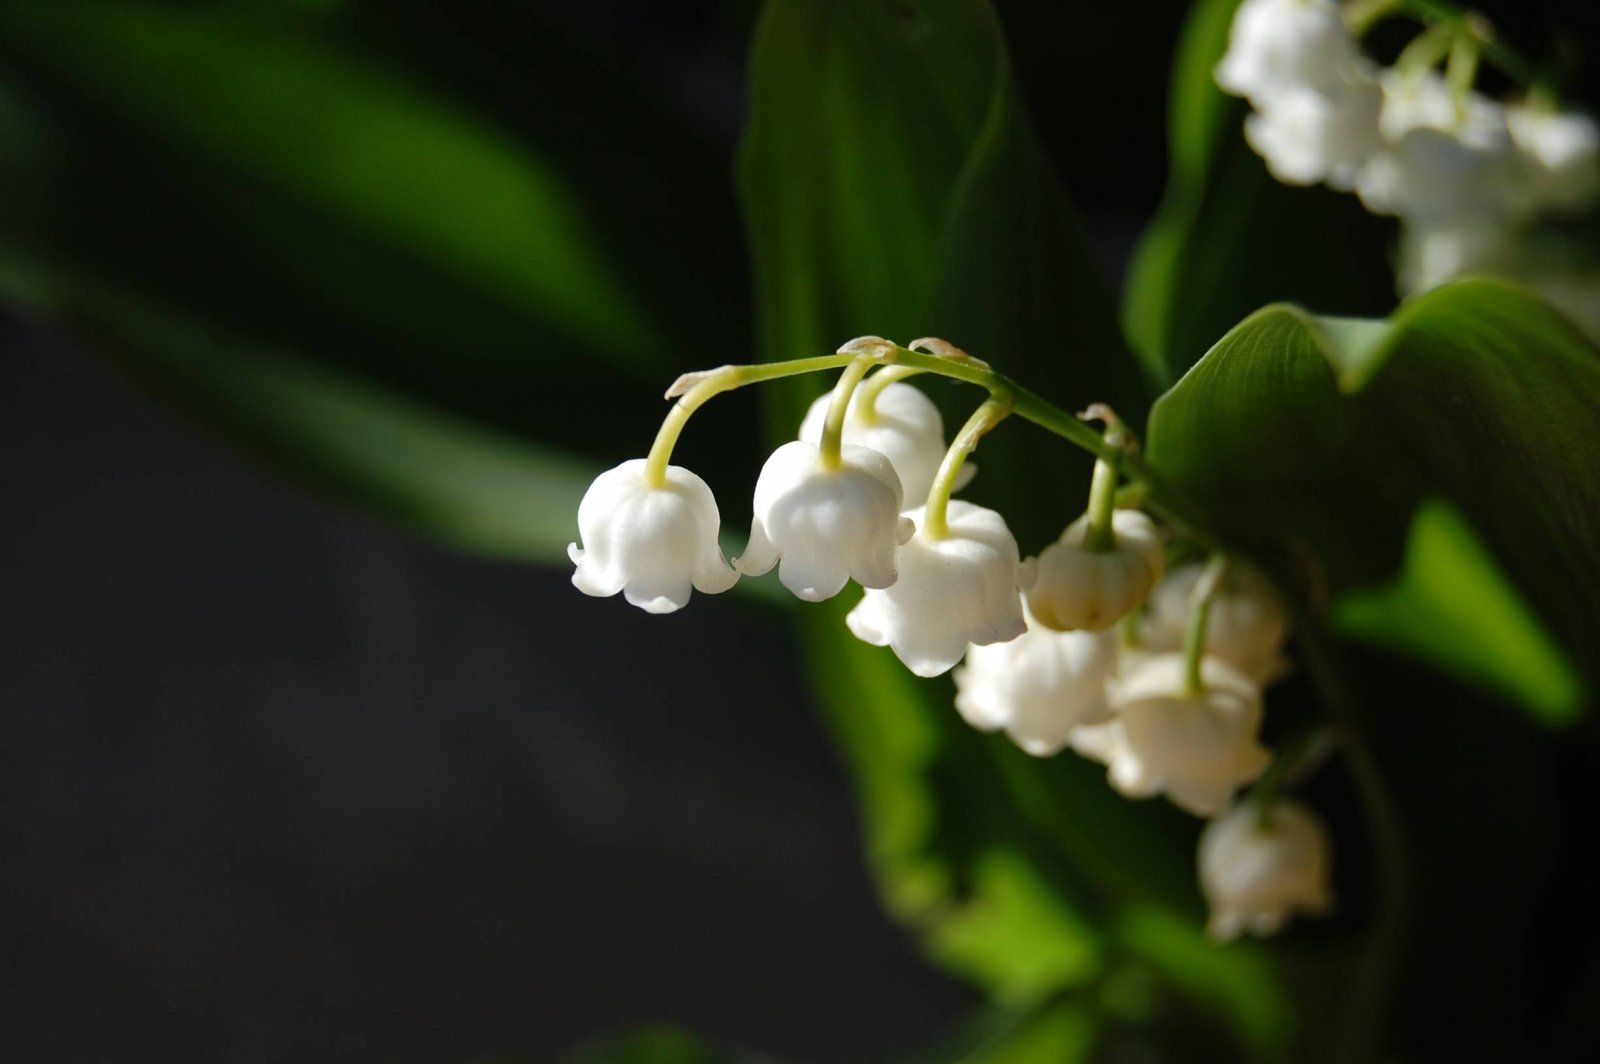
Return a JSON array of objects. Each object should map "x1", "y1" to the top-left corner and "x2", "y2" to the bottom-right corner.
[
  {"x1": 1121, "y1": 0, "x2": 1393, "y2": 388},
  {"x1": 48, "y1": 284, "x2": 600, "y2": 562},
  {"x1": 1335, "y1": 499, "x2": 1583, "y2": 724},
  {"x1": 556, "y1": 1023, "x2": 746, "y2": 1064},
  {"x1": 1146, "y1": 278, "x2": 1600, "y2": 715},
  {"x1": 740, "y1": 0, "x2": 1285, "y2": 1046}
]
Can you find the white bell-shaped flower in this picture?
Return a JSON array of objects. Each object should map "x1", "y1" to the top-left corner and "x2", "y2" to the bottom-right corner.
[
  {"x1": 1214, "y1": 0, "x2": 1366, "y2": 105},
  {"x1": 953, "y1": 601, "x2": 1118, "y2": 757},
  {"x1": 1026, "y1": 509, "x2": 1165, "y2": 632},
  {"x1": 1395, "y1": 215, "x2": 1521, "y2": 294},
  {"x1": 1244, "y1": 77, "x2": 1382, "y2": 189},
  {"x1": 735, "y1": 440, "x2": 913, "y2": 602},
  {"x1": 1199, "y1": 800, "x2": 1334, "y2": 941},
  {"x1": 1084, "y1": 654, "x2": 1270, "y2": 817},
  {"x1": 1140, "y1": 563, "x2": 1291, "y2": 686},
  {"x1": 798, "y1": 382, "x2": 963, "y2": 506},
  {"x1": 1358, "y1": 71, "x2": 1519, "y2": 220},
  {"x1": 569, "y1": 459, "x2": 738, "y2": 613},
  {"x1": 1506, "y1": 105, "x2": 1600, "y2": 216},
  {"x1": 846, "y1": 501, "x2": 1028, "y2": 677}
]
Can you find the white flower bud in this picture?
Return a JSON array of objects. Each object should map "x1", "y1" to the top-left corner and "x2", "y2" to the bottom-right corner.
[
  {"x1": 1025, "y1": 509, "x2": 1165, "y2": 632},
  {"x1": 568, "y1": 459, "x2": 738, "y2": 613},
  {"x1": 1358, "y1": 71, "x2": 1519, "y2": 220},
  {"x1": 1506, "y1": 105, "x2": 1600, "y2": 216},
  {"x1": 1199, "y1": 800, "x2": 1333, "y2": 941},
  {"x1": 1140, "y1": 563, "x2": 1291, "y2": 686},
  {"x1": 798, "y1": 382, "x2": 966, "y2": 506},
  {"x1": 1244, "y1": 77, "x2": 1382, "y2": 190},
  {"x1": 846, "y1": 501, "x2": 1028, "y2": 677},
  {"x1": 953, "y1": 602, "x2": 1117, "y2": 757},
  {"x1": 735, "y1": 440, "x2": 914, "y2": 602},
  {"x1": 1086, "y1": 654, "x2": 1271, "y2": 817},
  {"x1": 1215, "y1": 0, "x2": 1365, "y2": 105}
]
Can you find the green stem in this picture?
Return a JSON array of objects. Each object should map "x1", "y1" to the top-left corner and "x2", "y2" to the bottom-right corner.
[
  {"x1": 1447, "y1": 31, "x2": 1482, "y2": 102},
  {"x1": 819, "y1": 356, "x2": 874, "y2": 470},
  {"x1": 855, "y1": 364, "x2": 926, "y2": 423},
  {"x1": 1080, "y1": 413, "x2": 1127, "y2": 553},
  {"x1": 1182, "y1": 553, "x2": 1232, "y2": 697},
  {"x1": 923, "y1": 395, "x2": 1012, "y2": 539},
  {"x1": 1297, "y1": 619, "x2": 1412, "y2": 1063},
  {"x1": 1343, "y1": 0, "x2": 1404, "y2": 37},
  {"x1": 1396, "y1": 0, "x2": 1538, "y2": 85}
]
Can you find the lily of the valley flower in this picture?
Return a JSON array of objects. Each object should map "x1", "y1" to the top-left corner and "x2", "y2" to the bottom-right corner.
[
  {"x1": 1199, "y1": 799, "x2": 1334, "y2": 941},
  {"x1": 736, "y1": 440, "x2": 913, "y2": 601},
  {"x1": 1026, "y1": 509, "x2": 1165, "y2": 632},
  {"x1": 1214, "y1": 0, "x2": 1366, "y2": 105},
  {"x1": 1244, "y1": 77, "x2": 1383, "y2": 189},
  {"x1": 1506, "y1": 104, "x2": 1600, "y2": 216},
  {"x1": 798, "y1": 381, "x2": 960, "y2": 506},
  {"x1": 569, "y1": 459, "x2": 739, "y2": 613},
  {"x1": 846, "y1": 501, "x2": 1029, "y2": 677},
  {"x1": 1141, "y1": 562, "x2": 1291, "y2": 686},
  {"x1": 1080, "y1": 654, "x2": 1271, "y2": 817},
  {"x1": 953, "y1": 601, "x2": 1118, "y2": 757}
]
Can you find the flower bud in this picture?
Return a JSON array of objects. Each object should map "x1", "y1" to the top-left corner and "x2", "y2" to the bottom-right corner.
[
  {"x1": 1085, "y1": 654, "x2": 1270, "y2": 817},
  {"x1": 1025, "y1": 509, "x2": 1165, "y2": 632},
  {"x1": 846, "y1": 501, "x2": 1028, "y2": 677},
  {"x1": 735, "y1": 440, "x2": 914, "y2": 602},
  {"x1": 568, "y1": 459, "x2": 738, "y2": 613},
  {"x1": 954, "y1": 603, "x2": 1117, "y2": 756},
  {"x1": 1140, "y1": 563, "x2": 1290, "y2": 686},
  {"x1": 798, "y1": 382, "x2": 963, "y2": 506},
  {"x1": 1199, "y1": 800, "x2": 1333, "y2": 941}
]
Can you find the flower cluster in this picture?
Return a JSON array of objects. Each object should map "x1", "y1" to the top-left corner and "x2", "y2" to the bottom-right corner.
[
  {"x1": 1217, "y1": 0, "x2": 1600, "y2": 339},
  {"x1": 569, "y1": 336, "x2": 1334, "y2": 942}
]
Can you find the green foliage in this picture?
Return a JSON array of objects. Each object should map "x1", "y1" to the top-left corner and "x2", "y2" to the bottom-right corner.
[
  {"x1": 1121, "y1": 0, "x2": 1393, "y2": 388},
  {"x1": 741, "y1": 1, "x2": 1285, "y2": 1052},
  {"x1": 1146, "y1": 279, "x2": 1600, "y2": 718}
]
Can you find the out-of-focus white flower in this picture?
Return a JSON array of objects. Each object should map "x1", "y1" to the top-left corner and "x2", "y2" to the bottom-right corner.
[
  {"x1": 798, "y1": 381, "x2": 964, "y2": 507},
  {"x1": 847, "y1": 501, "x2": 1028, "y2": 677},
  {"x1": 1140, "y1": 563, "x2": 1291, "y2": 686},
  {"x1": 1081, "y1": 654, "x2": 1270, "y2": 817},
  {"x1": 1245, "y1": 77, "x2": 1382, "y2": 189},
  {"x1": 1215, "y1": 0, "x2": 1365, "y2": 104},
  {"x1": 953, "y1": 602, "x2": 1117, "y2": 756},
  {"x1": 1026, "y1": 509, "x2": 1165, "y2": 632},
  {"x1": 735, "y1": 440, "x2": 913, "y2": 602},
  {"x1": 1358, "y1": 71, "x2": 1519, "y2": 220},
  {"x1": 1199, "y1": 800, "x2": 1334, "y2": 941},
  {"x1": 569, "y1": 459, "x2": 739, "y2": 613},
  {"x1": 1506, "y1": 105, "x2": 1600, "y2": 216},
  {"x1": 1395, "y1": 215, "x2": 1522, "y2": 293}
]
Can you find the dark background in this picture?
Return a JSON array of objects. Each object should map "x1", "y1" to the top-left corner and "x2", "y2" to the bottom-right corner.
[{"x1": 3, "y1": 1, "x2": 1597, "y2": 1061}]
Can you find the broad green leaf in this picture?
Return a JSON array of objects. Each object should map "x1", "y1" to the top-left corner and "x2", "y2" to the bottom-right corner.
[
  {"x1": 1335, "y1": 499, "x2": 1583, "y2": 724},
  {"x1": 1146, "y1": 277, "x2": 1600, "y2": 714},
  {"x1": 1121, "y1": 0, "x2": 1393, "y2": 388},
  {"x1": 740, "y1": 0, "x2": 1283, "y2": 1039}
]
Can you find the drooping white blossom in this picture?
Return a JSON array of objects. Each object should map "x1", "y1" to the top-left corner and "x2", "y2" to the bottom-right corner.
[
  {"x1": 1079, "y1": 654, "x2": 1271, "y2": 817},
  {"x1": 1199, "y1": 799, "x2": 1334, "y2": 941},
  {"x1": 953, "y1": 602, "x2": 1118, "y2": 757},
  {"x1": 569, "y1": 459, "x2": 739, "y2": 613},
  {"x1": 798, "y1": 381, "x2": 963, "y2": 507},
  {"x1": 847, "y1": 501, "x2": 1029, "y2": 677},
  {"x1": 1026, "y1": 509, "x2": 1165, "y2": 632},
  {"x1": 1395, "y1": 214, "x2": 1522, "y2": 293},
  {"x1": 735, "y1": 440, "x2": 913, "y2": 602},
  {"x1": 1358, "y1": 70, "x2": 1520, "y2": 220},
  {"x1": 1140, "y1": 563, "x2": 1291, "y2": 686},
  {"x1": 1506, "y1": 104, "x2": 1600, "y2": 216},
  {"x1": 1214, "y1": 0, "x2": 1366, "y2": 105},
  {"x1": 1244, "y1": 77, "x2": 1383, "y2": 189}
]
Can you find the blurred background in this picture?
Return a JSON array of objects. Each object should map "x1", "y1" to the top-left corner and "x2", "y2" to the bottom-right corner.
[{"x1": 2, "y1": 1, "x2": 1598, "y2": 1061}]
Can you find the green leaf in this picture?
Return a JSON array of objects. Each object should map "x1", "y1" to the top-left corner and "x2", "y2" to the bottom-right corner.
[
  {"x1": 1121, "y1": 0, "x2": 1393, "y2": 388},
  {"x1": 1334, "y1": 499, "x2": 1583, "y2": 724},
  {"x1": 740, "y1": 0, "x2": 1284, "y2": 1041},
  {"x1": 556, "y1": 1024, "x2": 741, "y2": 1064},
  {"x1": 1146, "y1": 278, "x2": 1600, "y2": 715}
]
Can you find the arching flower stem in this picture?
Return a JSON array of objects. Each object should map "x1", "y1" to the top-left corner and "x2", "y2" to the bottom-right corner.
[
  {"x1": 1080, "y1": 408, "x2": 1129, "y2": 554},
  {"x1": 854, "y1": 365, "x2": 926, "y2": 423},
  {"x1": 818, "y1": 356, "x2": 876, "y2": 470},
  {"x1": 1182, "y1": 553, "x2": 1234, "y2": 696},
  {"x1": 922, "y1": 396, "x2": 1013, "y2": 540}
]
